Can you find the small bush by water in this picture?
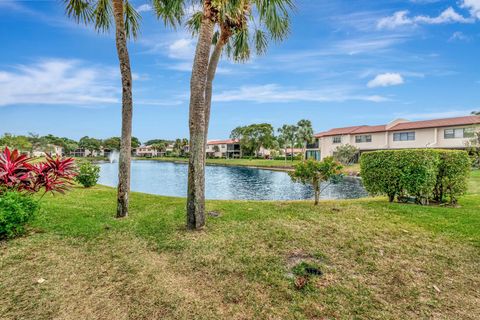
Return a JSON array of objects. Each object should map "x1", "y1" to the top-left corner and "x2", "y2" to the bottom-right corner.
[{"x1": 76, "y1": 161, "x2": 100, "y2": 188}]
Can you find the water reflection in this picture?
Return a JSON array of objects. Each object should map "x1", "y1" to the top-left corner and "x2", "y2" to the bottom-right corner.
[{"x1": 98, "y1": 161, "x2": 368, "y2": 201}]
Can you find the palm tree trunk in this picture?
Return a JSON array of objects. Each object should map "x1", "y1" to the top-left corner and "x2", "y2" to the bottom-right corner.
[
  {"x1": 204, "y1": 28, "x2": 230, "y2": 140},
  {"x1": 113, "y1": 0, "x2": 133, "y2": 218},
  {"x1": 187, "y1": 10, "x2": 214, "y2": 230},
  {"x1": 302, "y1": 141, "x2": 306, "y2": 161}
]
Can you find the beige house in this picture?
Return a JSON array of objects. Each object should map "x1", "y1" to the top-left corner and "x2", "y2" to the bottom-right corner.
[
  {"x1": 135, "y1": 145, "x2": 158, "y2": 157},
  {"x1": 32, "y1": 144, "x2": 63, "y2": 157},
  {"x1": 306, "y1": 115, "x2": 480, "y2": 161},
  {"x1": 206, "y1": 139, "x2": 241, "y2": 158}
]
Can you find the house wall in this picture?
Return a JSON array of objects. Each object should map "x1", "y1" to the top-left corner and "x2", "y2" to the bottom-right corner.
[
  {"x1": 311, "y1": 125, "x2": 477, "y2": 160},
  {"x1": 206, "y1": 143, "x2": 227, "y2": 158}
]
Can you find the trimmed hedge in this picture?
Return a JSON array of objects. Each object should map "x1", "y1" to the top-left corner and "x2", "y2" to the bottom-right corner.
[
  {"x1": 360, "y1": 149, "x2": 471, "y2": 204},
  {"x1": 434, "y1": 150, "x2": 472, "y2": 204}
]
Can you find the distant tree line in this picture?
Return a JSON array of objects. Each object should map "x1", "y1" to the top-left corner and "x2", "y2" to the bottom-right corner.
[
  {"x1": 231, "y1": 119, "x2": 315, "y2": 159},
  {"x1": 0, "y1": 133, "x2": 141, "y2": 155}
]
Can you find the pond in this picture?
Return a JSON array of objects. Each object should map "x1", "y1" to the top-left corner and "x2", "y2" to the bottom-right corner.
[{"x1": 98, "y1": 160, "x2": 368, "y2": 201}]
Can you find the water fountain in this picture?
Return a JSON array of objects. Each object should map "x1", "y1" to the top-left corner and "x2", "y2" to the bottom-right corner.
[{"x1": 108, "y1": 150, "x2": 120, "y2": 163}]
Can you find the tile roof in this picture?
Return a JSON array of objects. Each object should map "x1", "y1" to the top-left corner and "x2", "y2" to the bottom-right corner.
[
  {"x1": 314, "y1": 115, "x2": 480, "y2": 138},
  {"x1": 388, "y1": 115, "x2": 480, "y2": 131},
  {"x1": 207, "y1": 139, "x2": 239, "y2": 145}
]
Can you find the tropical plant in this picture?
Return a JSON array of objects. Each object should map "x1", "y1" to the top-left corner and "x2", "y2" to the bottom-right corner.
[
  {"x1": 0, "y1": 147, "x2": 30, "y2": 191},
  {"x1": 471, "y1": 111, "x2": 480, "y2": 115},
  {"x1": 76, "y1": 161, "x2": 101, "y2": 188},
  {"x1": 296, "y1": 120, "x2": 314, "y2": 160},
  {"x1": 64, "y1": 0, "x2": 140, "y2": 218},
  {"x1": 0, "y1": 147, "x2": 76, "y2": 196},
  {"x1": 278, "y1": 124, "x2": 298, "y2": 161},
  {"x1": 151, "y1": 142, "x2": 167, "y2": 155},
  {"x1": 333, "y1": 144, "x2": 359, "y2": 165},
  {"x1": 153, "y1": 0, "x2": 294, "y2": 229},
  {"x1": 289, "y1": 157, "x2": 343, "y2": 205}
]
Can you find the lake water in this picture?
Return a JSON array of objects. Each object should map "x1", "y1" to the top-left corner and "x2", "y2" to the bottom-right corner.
[{"x1": 98, "y1": 160, "x2": 368, "y2": 201}]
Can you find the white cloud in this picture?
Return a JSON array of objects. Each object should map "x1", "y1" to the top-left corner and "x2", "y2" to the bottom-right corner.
[
  {"x1": 449, "y1": 31, "x2": 471, "y2": 41},
  {"x1": 377, "y1": 7, "x2": 474, "y2": 29},
  {"x1": 367, "y1": 73, "x2": 404, "y2": 88},
  {"x1": 136, "y1": 4, "x2": 152, "y2": 13},
  {"x1": 213, "y1": 84, "x2": 389, "y2": 103},
  {"x1": 0, "y1": 59, "x2": 118, "y2": 106},
  {"x1": 415, "y1": 7, "x2": 472, "y2": 24},
  {"x1": 168, "y1": 38, "x2": 196, "y2": 60},
  {"x1": 377, "y1": 11, "x2": 412, "y2": 29},
  {"x1": 461, "y1": 0, "x2": 480, "y2": 19}
]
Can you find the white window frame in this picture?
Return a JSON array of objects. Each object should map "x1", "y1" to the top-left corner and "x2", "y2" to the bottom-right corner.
[
  {"x1": 393, "y1": 132, "x2": 415, "y2": 141},
  {"x1": 355, "y1": 135, "x2": 372, "y2": 143},
  {"x1": 444, "y1": 128, "x2": 475, "y2": 139}
]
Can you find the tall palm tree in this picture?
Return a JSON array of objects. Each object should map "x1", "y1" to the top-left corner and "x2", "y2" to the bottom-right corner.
[
  {"x1": 64, "y1": 0, "x2": 140, "y2": 218},
  {"x1": 296, "y1": 119, "x2": 314, "y2": 160},
  {"x1": 161, "y1": 0, "x2": 294, "y2": 230}
]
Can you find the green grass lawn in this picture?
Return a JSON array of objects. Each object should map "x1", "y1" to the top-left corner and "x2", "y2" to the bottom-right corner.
[{"x1": 1, "y1": 173, "x2": 479, "y2": 319}]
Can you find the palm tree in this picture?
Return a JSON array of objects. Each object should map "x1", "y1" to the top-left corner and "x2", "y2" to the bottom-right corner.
[
  {"x1": 296, "y1": 119, "x2": 314, "y2": 160},
  {"x1": 157, "y1": 0, "x2": 294, "y2": 230},
  {"x1": 64, "y1": 0, "x2": 140, "y2": 218},
  {"x1": 152, "y1": 142, "x2": 167, "y2": 156},
  {"x1": 278, "y1": 124, "x2": 298, "y2": 161}
]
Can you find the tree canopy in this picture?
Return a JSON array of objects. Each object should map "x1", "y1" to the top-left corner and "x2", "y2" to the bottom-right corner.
[{"x1": 231, "y1": 123, "x2": 275, "y2": 156}]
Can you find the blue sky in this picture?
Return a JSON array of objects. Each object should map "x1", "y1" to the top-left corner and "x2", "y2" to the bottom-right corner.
[{"x1": 0, "y1": 0, "x2": 479, "y2": 142}]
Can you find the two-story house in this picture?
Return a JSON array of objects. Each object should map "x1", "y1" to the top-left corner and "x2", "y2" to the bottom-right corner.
[
  {"x1": 206, "y1": 139, "x2": 241, "y2": 158},
  {"x1": 135, "y1": 145, "x2": 158, "y2": 157},
  {"x1": 306, "y1": 115, "x2": 480, "y2": 161}
]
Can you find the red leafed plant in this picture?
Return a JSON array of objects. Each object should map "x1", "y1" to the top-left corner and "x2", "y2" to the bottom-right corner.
[
  {"x1": 0, "y1": 147, "x2": 77, "y2": 196},
  {"x1": 0, "y1": 147, "x2": 31, "y2": 190}
]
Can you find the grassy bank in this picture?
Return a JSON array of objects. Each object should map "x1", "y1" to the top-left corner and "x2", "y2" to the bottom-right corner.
[
  {"x1": 1, "y1": 172, "x2": 479, "y2": 319},
  {"x1": 136, "y1": 156, "x2": 301, "y2": 168},
  {"x1": 134, "y1": 157, "x2": 361, "y2": 174}
]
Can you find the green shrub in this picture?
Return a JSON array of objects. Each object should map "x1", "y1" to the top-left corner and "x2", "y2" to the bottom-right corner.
[
  {"x1": 360, "y1": 150, "x2": 404, "y2": 202},
  {"x1": 434, "y1": 150, "x2": 471, "y2": 204},
  {"x1": 0, "y1": 192, "x2": 39, "y2": 239},
  {"x1": 75, "y1": 161, "x2": 100, "y2": 188},
  {"x1": 360, "y1": 149, "x2": 471, "y2": 204}
]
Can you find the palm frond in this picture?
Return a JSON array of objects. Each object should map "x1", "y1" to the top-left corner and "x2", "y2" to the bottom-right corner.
[
  {"x1": 212, "y1": 30, "x2": 220, "y2": 45},
  {"x1": 186, "y1": 11, "x2": 203, "y2": 35},
  {"x1": 152, "y1": 0, "x2": 184, "y2": 27},
  {"x1": 231, "y1": 28, "x2": 250, "y2": 62},
  {"x1": 253, "y1": 28, "x2": 268, "y2": 55},
  {"x1": 93, "y1": 0, "x2": 113, "y2": 33},
  {"x1": 124, "y1": 0, "x2": 141, "y2": 39},
  {"x1": 64, "y1": 0, "x2": 94, "y2": 24}
]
